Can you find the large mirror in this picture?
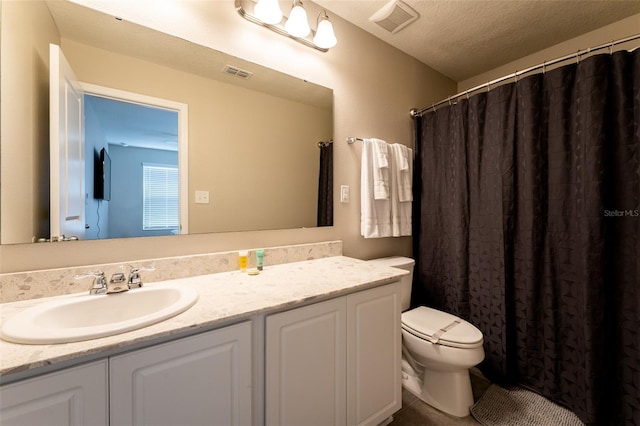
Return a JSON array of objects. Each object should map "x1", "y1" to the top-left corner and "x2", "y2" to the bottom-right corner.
[{"x1": 0, "y1": 0, "x2": 333, "y2": 245}]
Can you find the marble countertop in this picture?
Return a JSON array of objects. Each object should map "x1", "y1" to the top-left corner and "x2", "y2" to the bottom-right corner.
[{"x1": 0, "y1": 256, "x2": 407, "y2": 380}]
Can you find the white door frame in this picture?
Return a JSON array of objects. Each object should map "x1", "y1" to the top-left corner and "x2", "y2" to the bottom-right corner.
[
  {"x1": 80, "y1": 83, "x2": 189, "y2": 235},
  {"x1": 50, "y1": 44, "x2": 86, "y2": 241}
]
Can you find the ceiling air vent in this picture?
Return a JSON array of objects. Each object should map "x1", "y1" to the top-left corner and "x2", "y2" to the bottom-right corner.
[
  {"x1": 369, "y1": 0, "x2": 419, "y2": 34},
  {"x1": 222, "y1": 65, "x2": 253, "y2": 80}
]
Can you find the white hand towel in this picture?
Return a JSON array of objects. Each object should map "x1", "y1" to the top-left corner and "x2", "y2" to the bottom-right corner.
[
  {"x1": 361, "y1": 139, "x2": 392, "y2": 238},
  {"x1": 391, "y1": 143, "x2": 413, "y2": 202},
  {"x1": 390, "y1": 143, "x2": 413, "y2": 236},
  {"x1": 371, "y1": 138, "x2": 390, "y2": 200}
]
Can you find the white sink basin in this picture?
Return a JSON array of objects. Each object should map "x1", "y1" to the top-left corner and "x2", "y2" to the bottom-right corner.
[{"x1": 1, "y1": 283, "x2": 199, "y2": 345}]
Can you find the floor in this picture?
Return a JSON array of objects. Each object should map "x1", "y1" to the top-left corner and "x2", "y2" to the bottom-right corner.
[{"x1": 390, "y1": 369, "x2": 491, "y2": 426}]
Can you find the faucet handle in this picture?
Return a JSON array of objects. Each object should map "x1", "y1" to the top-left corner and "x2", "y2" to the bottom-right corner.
[
  {"x1": 128, "y1": 265, "x2": 156, "y2": 289},
  {"x1": 75, "y1": 271, "x2": 107, "y2": 295}
]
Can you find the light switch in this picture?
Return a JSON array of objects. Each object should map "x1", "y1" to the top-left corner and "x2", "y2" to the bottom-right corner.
[
  {"x1": 340, "y1": 185, "x2": 350, "y2": 203},
  {"x1": 195, "y1": 190, "x2": 210, "y2": 204}
]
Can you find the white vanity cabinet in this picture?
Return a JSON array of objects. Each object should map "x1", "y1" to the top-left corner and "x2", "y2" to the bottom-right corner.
[
  {"x1": 1, "y1": 322, "x2": 252, "y2": 426},
  {"x1": 110, "y1": 321, "x2": 253, "y2": 426},
  {"x1": 346, "y1": 283, "x2": 402, "y2": 426},
  {"x1": 265, "y1": 282, "x2": 401, "y2": 426},
  {"x1": 0, "y1": 360, "x2": 109, "y2": 426},
  {"x1": 266, "y1": 296, "x2": 347, "y2": 426},
  {"x1": 0, "y1": 260, "x2": 404, "y2": 426}
]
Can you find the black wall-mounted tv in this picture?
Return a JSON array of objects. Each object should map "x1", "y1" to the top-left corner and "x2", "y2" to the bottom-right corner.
[{"x1": 95, "y1": 147, "x2": 111, "y2": 201}]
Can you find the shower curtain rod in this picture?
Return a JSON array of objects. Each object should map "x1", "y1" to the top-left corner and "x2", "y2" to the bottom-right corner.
[{"x1": 410, "y1": 33, "x2": 640, "y2": 117}]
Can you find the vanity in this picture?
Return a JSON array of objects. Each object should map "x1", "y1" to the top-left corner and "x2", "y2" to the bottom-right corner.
[{"x1": 0, "y1": 256, "x2": 407, "y2": 426}]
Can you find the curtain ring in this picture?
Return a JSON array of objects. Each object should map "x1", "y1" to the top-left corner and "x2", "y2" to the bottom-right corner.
[
  {"x1": 432, "y1": 104, "x2": 436, "y2": 113},
  {"x1": 576, "y1": 50, "x2": 581, "y2": 64},
  {"x1": 609, "y1": 40, "x2": 614, "y2": 55},
  {"x1": 542, "y1": 61, "x2": 546, "y2": 74},
  {"x1": 514, "y1": 71, "x2": 518, "y2": 83},
  {"x1": 448, "y1": 97, "x2": 452, "y2": 106},
  {"x1": 466, "y1": 91, "x2": 470, "y2": 100},
  {"x1": 487, "y1": 82, "x2": 491, "y2": 92}
]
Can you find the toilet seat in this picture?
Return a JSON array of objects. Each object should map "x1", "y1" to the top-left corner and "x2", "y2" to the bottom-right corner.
[{"x1": 401, "y1": 307, "x2": 483, "y2": 349}]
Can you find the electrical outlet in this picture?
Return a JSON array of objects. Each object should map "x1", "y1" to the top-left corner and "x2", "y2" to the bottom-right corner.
[{"x1": 195, "y1": 190, "x2": 210, "y2": 204}]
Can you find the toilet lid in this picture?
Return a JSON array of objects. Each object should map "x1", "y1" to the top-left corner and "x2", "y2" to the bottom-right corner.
[{"x1": 401, "y1": 307, "x2": 483, "y2": 348}]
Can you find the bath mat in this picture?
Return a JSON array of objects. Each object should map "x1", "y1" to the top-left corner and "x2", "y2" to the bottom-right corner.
[{"x1": 470, "y1": 384, "x2": 585, "y2": 426}]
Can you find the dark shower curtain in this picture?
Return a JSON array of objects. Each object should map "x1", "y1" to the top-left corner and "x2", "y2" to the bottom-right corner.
[
  {"x1": 317, "y1": 143, "x2": 333, "y2": 226},
  {"x1": 414, "y1": 50, "x2": 639, "y2": 425}
]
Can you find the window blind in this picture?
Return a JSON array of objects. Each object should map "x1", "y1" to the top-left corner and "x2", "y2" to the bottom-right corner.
[{"x1": 142, "y1": 163, "x2": 179, "y2": 230}]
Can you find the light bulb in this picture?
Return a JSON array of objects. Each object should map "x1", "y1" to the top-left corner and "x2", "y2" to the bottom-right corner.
[
  {"x1": 284, "y1": 3, "x2": 310, "y2": 37},
  {"x1": 254, "y1": 0, "x2": 283, "y2": 25},
  {"x1": 313, "y1": 17, "x2": 337, "y2": 48}
]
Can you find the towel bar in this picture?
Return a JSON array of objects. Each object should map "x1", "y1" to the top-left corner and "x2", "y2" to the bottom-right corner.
[{"x1": 347, "y1": 137, "x2": 364, "y2": 144}]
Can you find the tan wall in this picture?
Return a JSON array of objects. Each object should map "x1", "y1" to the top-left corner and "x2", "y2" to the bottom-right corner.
[
  {"x1": 0, "y1": 0, "x2": 455, "y2": 272},
  {"x1": 458, "y1": 13, "x2": 640, "y2": 92},
  {"x1": 0, "y1": 0, "x2": 59, "y2": 244},
  {"x1": 61, "y1": 39, "x2": 330, "y2": 233}
]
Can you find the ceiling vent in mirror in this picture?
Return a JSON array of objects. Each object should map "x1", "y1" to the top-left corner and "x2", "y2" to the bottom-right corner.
[
  {"x1": 369, "y1": 0, "x2": 419, "y2": 34},
  {"x1": 222, "y1": 65, "x2": 253, "y2": 79}
]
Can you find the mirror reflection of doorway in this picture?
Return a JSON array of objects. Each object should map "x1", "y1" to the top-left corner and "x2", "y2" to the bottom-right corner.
[{"x1": 84, "y1": 95, "x2": 180, "y2": 239}]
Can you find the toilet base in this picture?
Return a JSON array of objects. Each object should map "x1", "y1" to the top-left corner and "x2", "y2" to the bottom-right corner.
[{"x1": 402, "y1": 365, "x2": 474, "y2": 417}]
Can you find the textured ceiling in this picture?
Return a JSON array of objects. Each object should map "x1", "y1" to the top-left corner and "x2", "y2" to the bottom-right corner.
[{"x1": 314, "y1": 0, "x2": 640, "y2": 81}]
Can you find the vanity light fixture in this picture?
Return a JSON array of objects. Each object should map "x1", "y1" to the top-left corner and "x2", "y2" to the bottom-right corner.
[{"x1": 235, "y1": 0, "x2": 337, "y2": 52}]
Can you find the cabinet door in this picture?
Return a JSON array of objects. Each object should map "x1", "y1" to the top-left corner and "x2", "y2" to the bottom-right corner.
[
  {"x1": 0, "y1": 360, "x2": 108, "y2": 426},
  {"x1": 110, "y1": 322, "x2": 252, "y2": 426},
  {"x1": 266, "y1": 297, "x2": 347, "y2": 426},
  {"x1": 347, "y1": 283, "x2": 402, "y2": 426}
]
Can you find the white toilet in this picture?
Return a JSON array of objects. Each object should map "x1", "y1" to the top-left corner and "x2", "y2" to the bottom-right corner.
[{"x1": 368, "y1": 257, "x2": 485, "y2": 417}]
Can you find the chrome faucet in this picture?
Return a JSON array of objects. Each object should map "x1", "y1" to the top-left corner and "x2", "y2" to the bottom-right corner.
[
  {"x1": 107, "y1": 272, "x2": 129, "y2": 294},
  {"x1": 128, "y1": 266, "x2": 156, "y2": 289},
  {"x1": 76, "y1": 266, "x2": 156, "y2": 295},
  {"x1": 76, "y1": 271, "x2": 129, "y2": 294},
  {"x1": 75, "y1": 271, "x2": 108, "y2": 295}
]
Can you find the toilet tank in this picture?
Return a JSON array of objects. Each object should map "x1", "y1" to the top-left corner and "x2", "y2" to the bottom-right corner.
[{"x1": 367, "y1": 257, "x2": 415, "y2": 311}]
